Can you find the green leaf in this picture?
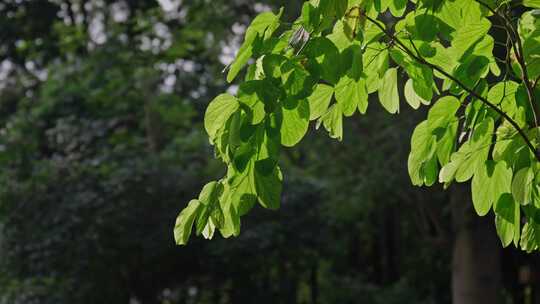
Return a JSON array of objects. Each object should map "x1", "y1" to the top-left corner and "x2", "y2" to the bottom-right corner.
[
  {"x1": 449, "y1": 19, "x2": 491, "y2": 60},
  {"x1": 334, "y1": 0, "x2": 348, "y2": 17},
  {"x1": 390, "y1": 47, "x2": 434, "y2": 101},
  {"x1": 454, "y1": 118, "x2": 494, "y2": 182},
  {"x1": 308, "y1": 84, "x2": 334, "y2": 120},
  {"x1": 408, "y1": 13, "x2": 439, "y2": 41},
  {"x1": 471, "y1": 161, "x2": 512, "y2": 216},
  {"x1": 363, "y1": 42, "x2": 389, "y2": 93},
  {"x1": 195, "y1": 205, "x2": 210, "y2": 236},
  {"x1": 229, "y1": 46, "x2": 255, "y2": 83},
  {"x1": 436, "y1": 121, "x2": 458, "y2": 166},
  {"x1": 319, "y1": 104, "x2": 343, "y2": 141},
  {"x1": 281, "y1": 60, "x2": 315, "y2": 98},
  {"x1": 262, "y1": 54, "x2": 287, "y2": 79},
  {"x1": 229, "y1": 124, "x2": 282, "y2": 211},
  {"x1": 327, "y1": 20, "x2": 354, "y2": 51},
  {"x1": 281, "y1": 98, "x2": 310, "y2": 147},
  {"x1": 304, "y1": 37, "x2": 341, "y2": 84},
  {"x1": 493, "y1": 124, "x2": 532, "y2": 169},
  {"x1": 452, "y1": 53, "x2": 490, "y2": 90},
  {"x1": 417, "y1": 0, "x2": 444, "y2": 10},
  {"x1": 512, "y1": 167, "x2": 535, "y2": 205},
  {"x1": 439, "y1": 160, "x2": 460, "y2": 185},
  {"x1": 205, "y1": 94, "x2": 239, "y2": 140},
  {"x1": 427, "y1": 96, "x2": 460, "y2": 132},
  {"x1": 219, "y1": 185, "x2": 241, "y2": 238},
  {"x1": 407, "y1": 62, "x2": 434, "y2": 101},
  {"x1": 198, "y1": 181, "x2": 219, "y2": 204},
  {"x1": 440, "y1": 117, "x2": 494, "y2": 184},
  {"x1": 343, "y1": 44, "x2": 364, "y2": 81},
  {"x1": 423, "y1": 156, "x2": 439, "y2": 186},
  {"x1": 408, "y1": 121, "x2": 436, "y2": 186},
  {"x1": 404, "y1": 79, "x2": 426, "y2": 109},
  {"x1": 388, "y1": 0, "x2": 407, "y2": 17},
  {"x1": 195, "y1": 182, "x2": 225, "y2": 238},
  {"x1": 238, "y1": 81, "x2": 267, "y2": 125},
  {"x1": 175, "y1": 0, "x2": 540, "y2": 252},
  {"x1": 254, "y1": 165, "x2": 283, "y2": 209},
  {"x1": 201, "y1": 219, "x2": 216, "y2": 240},
  {"x1": 317, "y1": 0, "x2": 338, "y2": 30},
  {"x1": 374, "y1": 0, "x2": 391, "y2": 12},
  {"x1": 518, "y1": 11, "x2": 540, "y2": 80},
  {"x1": 301, "y1": 2, "x2": 320, "y2": 32},
  {"x1": 357, "y1": 84, "x2": 369, "y2": 114},
  {"x1": 524, "y1": 0, "x2": 540, "y2": 8},
  {"x1": 229, "y1": 155, "x2": 258, "y2": 216},
  {"x1": 174, "y1": 200, "x2": 203, "y2": 245},
  {"x1": 335, "y1": 75, "x2": 367, "y2": 116},
  {"x1": 227, "y1": 9, "x2": 284, "y2": 82},
  {"x1": 521, "y1": 221, "x2": 540, "y2": 253},
  {"x1": 487, "y1": 81, "x2": 521, "y2": 123},
  {"x1": 495, "y1": 193, "x2": 520, "y2": 247},
  {"x1": 378, "y1": 67, "x2": 399, "y2": 114}
]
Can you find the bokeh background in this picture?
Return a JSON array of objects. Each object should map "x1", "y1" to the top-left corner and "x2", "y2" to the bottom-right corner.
[{"x1": 0, "y1": 1, "x2": 538, "y2": 303}]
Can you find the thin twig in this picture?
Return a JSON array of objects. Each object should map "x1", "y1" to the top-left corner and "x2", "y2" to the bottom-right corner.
[{"x1": 533, "y1": 75, "x2": 540, "y2": 88}]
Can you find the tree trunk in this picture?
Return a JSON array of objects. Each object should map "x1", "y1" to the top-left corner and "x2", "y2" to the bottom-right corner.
[
  {"x1": 451, "y1": 184, "x2": 502, "y2": 304},
  {"x1": 310, "y1": 261, "x2": 319, "y2": 304}
]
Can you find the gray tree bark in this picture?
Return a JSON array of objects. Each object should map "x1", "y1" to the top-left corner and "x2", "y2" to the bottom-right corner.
[{"x1": 451, "y1": 184, "x2": 502, "y2": 304}]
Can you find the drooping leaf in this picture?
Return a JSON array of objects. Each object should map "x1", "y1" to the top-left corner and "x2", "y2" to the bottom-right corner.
[
  {"x1": 308, "y1": 84, "x2": 335, "y2": 120},
  {"x1": 512, "y1": 167, "x2": 535, "y2": 205},
  {"x1": 495, "y1": 193, "x2": 520, "y2": 247},
  {"x1": 174, "y1": 200, "x2": 203, "y2": 245},
  {"x1": 219, "y1": 185, "x2": 242, "y2": 238},
  {"x1": 205, "y1": 94, "x2": 239, "y2": 140},
  {"x1": 319, "y1": 104, "x2": 343, "y2": 141},
  {"x1": 427, "y1": 96, "x2": 460, "y2": 132},
  {"x1": 521, "y1": 220, "x2": 540, "y2": 253},
  {"x1": 454, "y1": 117, "x2": 494, "y2": 182},
  {"x1": 254, "y1": 165, "x2": 283, "y2": 209},
  {"x1": 471, "y1": 161, "x2": 512, "y2": 216},
  {"x1": 335, "y1": 75, "x2": 367, "y2": 116},
  {"x1": 280, "y1": 98, "x2": 310, "y2": 147},
  {"x1": 518, "y1": 11, "x2": 540, "y2": 81},
  {"x1": 363, "y1": 42, "x2": 389, "y2": 93},
  {"x1": 378, "y1": 67, "x2": 399, "y2": 114},
  {"x1": 404, "y1": 79, "x2": 426, "y2": 109},
  {"x1": 408, "y1": 121, "x2": 437, "y2": 186}
]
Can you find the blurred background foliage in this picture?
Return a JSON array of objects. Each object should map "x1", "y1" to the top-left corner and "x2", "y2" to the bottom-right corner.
[{"x1": 0, "y1": 1, "x2": 536, "y2": 304}]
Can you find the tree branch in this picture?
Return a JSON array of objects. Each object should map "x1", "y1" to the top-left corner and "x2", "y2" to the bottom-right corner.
[
  {"x1": 475, "y1": 0, "x2": 540, "y2": 130},
  {"x1": 361, "y1": 13, "x2": 540, "y2": 162}
]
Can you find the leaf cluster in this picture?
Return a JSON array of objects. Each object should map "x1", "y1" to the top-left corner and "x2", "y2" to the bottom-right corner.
[{"x1": 175, "y1": 0, "x2": 540, "y2": 252}]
